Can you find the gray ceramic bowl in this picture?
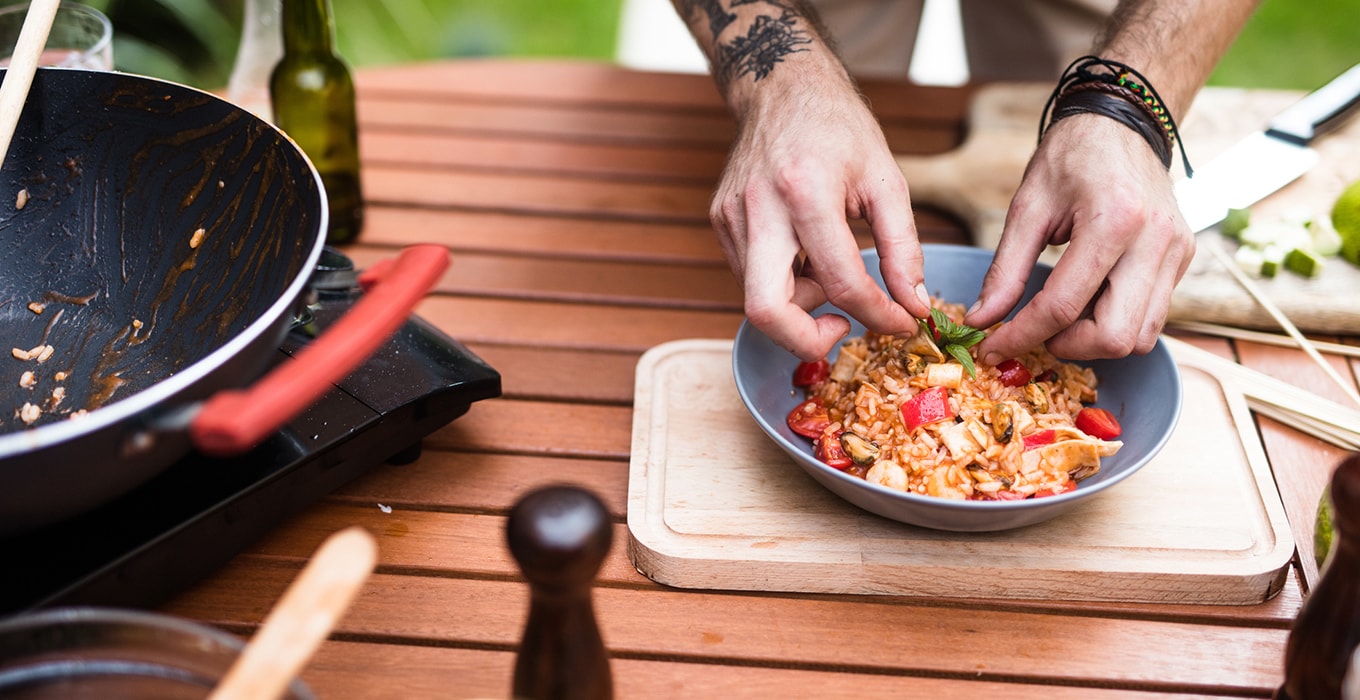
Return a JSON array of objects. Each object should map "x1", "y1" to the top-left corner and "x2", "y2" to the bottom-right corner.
[{"x1": 732, "y1": 244, "x2": 1182, "y2": 532}]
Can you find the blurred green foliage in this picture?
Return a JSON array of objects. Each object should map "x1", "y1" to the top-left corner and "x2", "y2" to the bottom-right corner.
[
  {"x1": 1209, "y1": 0, "x2": 1356, "y2": 90},
  {"x1": 74, "y1": 0, "x2": 1352, "y2": 92},
  {"x1": 80, "y1": 0, "x2": 620, "y2": 89}
]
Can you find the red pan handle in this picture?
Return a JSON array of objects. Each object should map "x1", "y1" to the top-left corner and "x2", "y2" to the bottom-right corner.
[{"x1": 189, "y1": 244, "x2": 450, "y2": 456}]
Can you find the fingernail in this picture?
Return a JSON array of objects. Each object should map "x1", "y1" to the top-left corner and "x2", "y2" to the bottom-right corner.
[
  {"x1": 966, "y1": 299, "x2": 983, "y2": 318},
  {"x1": 981, "y1": 352, "x2": 1002, "y2": 367},
  {"x1": 914, "y1": 283, "x2": 930, "y2": 309}
]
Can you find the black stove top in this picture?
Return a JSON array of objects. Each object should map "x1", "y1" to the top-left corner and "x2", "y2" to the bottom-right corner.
[{"x1": 0, "y1": 250, "x2": 501, "y2": 615}]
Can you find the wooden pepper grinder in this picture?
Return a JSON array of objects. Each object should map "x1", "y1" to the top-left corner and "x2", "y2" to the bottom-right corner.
[
  {"x1": 1277, "y1": 453, "x2": 1360, "y2": 699},
  {"x1": 507, "y1": 485, "x2": 614, "y2": 700}
]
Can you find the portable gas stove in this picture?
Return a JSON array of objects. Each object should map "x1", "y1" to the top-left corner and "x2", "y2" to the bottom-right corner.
[{"x1": 0, "y1": 249, "x2": 501, "y2": 615}]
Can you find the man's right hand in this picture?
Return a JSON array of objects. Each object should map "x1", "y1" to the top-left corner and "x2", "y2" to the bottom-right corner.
[{"x1": 712, "y1": 66, "x2": 932, "y2": 361}]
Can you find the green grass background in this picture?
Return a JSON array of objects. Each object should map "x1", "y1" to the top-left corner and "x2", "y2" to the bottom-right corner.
[{"x1": 82, "y1": 0, "x2": 1353, "y2": 91}]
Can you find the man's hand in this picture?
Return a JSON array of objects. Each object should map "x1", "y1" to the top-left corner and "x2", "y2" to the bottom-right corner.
[
  {"x1": 964, "y1": 114, "x2": 1195, "y2": 363},
  {"x1": 713, "y1": 78, "x2": 932, "y2": 361}
]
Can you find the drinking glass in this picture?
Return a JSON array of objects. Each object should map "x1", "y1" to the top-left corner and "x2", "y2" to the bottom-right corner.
[{"x1": 0, "y1": 2, "x2": 112, "y2": 70}]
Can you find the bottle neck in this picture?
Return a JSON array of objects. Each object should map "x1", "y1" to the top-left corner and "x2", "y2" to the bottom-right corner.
[{"x1": 280, "y1": 0, "x2": 336, "y2": 55}]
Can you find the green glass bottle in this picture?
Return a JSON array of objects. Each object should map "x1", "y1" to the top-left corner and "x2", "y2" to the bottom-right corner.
[{"x1": 269, "y1": 0, "x2": 363, "y2": 244}]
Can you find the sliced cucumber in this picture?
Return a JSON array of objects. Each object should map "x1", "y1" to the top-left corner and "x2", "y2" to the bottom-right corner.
[
  {"x1": 1310, "y1": 217, "x2": 1344, "y2": 257},
  {"x1": 1285, "y1": 248, "x2": 1324, "y2": 278},
  {"x1": 1221, "y1": 208, "x2": 1251, "y2": 239}
]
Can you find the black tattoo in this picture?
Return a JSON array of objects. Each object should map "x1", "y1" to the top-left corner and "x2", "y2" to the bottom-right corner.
[
  {"x1": 719, "y1": 8, "x2": 811, "y2": 82},
  {"x1": 676, "y1": 0, "x2": 814, "y2": 86},
  {"x1": 676, "y1": 0, "x2": 737, "y2": 38}
]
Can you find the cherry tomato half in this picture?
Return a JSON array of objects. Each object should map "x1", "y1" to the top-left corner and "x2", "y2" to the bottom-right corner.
[
  {"x1": 814, "y1": 431, "x2": 853, "y2": 470},
  {"x1": 792, "y1": 359, "x2": 830, "y2": 387},
  {"x1": 786, "y1": 399, "x2": 831, "y2": 439},
  {"x1": 995, "y1": 358, "x2": 1032, "y2": 387},
  {"x1": 1075, "y1": 407, "x2": 1122, "y2": 440}
]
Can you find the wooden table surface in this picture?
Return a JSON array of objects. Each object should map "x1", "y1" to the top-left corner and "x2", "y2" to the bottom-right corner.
[{"x1": 160, "y1": 59, "x2": 1359, "y2": 699}]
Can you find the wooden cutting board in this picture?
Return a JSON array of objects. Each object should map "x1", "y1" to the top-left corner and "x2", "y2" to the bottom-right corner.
[
  {"x1": 626, "y1": 339, "x2": 1293, "y2": 604},
  {"x1": 896, "y1": 83, "x2": 1360, "y2": 334}
]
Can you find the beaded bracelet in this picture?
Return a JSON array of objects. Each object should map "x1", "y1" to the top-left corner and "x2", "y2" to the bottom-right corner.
[{"x1": 1039, "y1": 56, "x2": 1193, "y2": 176}]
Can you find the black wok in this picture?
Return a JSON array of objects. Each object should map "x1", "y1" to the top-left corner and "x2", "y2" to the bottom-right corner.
[{"x1": 0, "y1": 68, "x2": 442, "y2": 533}]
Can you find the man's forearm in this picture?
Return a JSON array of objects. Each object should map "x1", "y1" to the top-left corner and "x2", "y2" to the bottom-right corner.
[
  {"x1": 670, "y1": 0, "x2": 851, "y2": 115},
  {"x1": 1097, "y1": 0, "x2": 1259, "y2": 120}
]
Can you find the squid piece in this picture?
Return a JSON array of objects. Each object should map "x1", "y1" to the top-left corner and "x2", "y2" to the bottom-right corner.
[
  {"x1": 937, "y1": 420, "x2": 981, "y2": 463},
  {"x1": 1022, "y1": 430, "x2": 1123, "y2": 481},
  {"x1": 829, "y1": 344, "x2": 865, "y2": 384},
  {"x1": 900, "y1": 323, "x2": 945, "y2": 363},
  {"x1": 924, "y1": 362, "x2": 964, "y2": 389}
]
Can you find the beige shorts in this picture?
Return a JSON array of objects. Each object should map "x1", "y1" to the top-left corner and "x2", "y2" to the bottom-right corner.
[{"x1": 811, "y1": 0, "x2": 1118, "y2": 80}]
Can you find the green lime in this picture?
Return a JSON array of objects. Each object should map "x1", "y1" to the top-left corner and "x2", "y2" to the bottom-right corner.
[
  {"x1": 1316, "y1": 485, "x2": 1335, "y2": 570},
  {"x1": 1333, "y1": 178, "x2": 1360, "y2": 265}
]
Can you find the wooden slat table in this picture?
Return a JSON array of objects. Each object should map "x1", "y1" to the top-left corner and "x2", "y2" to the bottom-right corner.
[{"x1": 160, "y1": 59, "x2": 1357, "y2": 698}]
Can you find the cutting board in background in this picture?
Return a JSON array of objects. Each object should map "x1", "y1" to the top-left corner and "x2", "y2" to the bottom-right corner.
[
  {"x1": 895, "y1": 83, "x2": 1360, "y2": 334},
  {"x1": 627, "y1": 340, "x2": 1293, "y2": 604}
]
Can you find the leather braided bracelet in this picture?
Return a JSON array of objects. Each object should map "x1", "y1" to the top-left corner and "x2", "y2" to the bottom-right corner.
[{"x1": 1039, "y1": 55, "x2": 1193, "y2": 176}]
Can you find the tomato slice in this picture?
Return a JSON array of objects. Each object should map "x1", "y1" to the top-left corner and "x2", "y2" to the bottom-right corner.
[
  {"x1": 814, "y1": 431, "x2": 853, "y2": 470},
  {"x1": 792, "y1": 359, "x2": 830, "y2": 387},
  {"x1": 901, "y1": 386, "x2": 953, "y2": 431},
  {"x1": 1034, "y1": 480, "x2": 1079, "y2": 498},
  {"x1": 786, "y1": 399, "x2": 831, "y2": 439},
  {"x1": 1021, "y1": 429, "x2": 1056, "y2": 451},
  {"x1": 995, "y1": 358, "x2": 1032, "y2": 387},
  {"x1": 1075, "y1": 407, "x2": 1122, "y2": 440}
]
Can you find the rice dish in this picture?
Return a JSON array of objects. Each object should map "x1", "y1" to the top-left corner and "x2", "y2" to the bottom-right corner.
[{"x1": 788, "y1": 300, "x2": 1124, "y2": 500}]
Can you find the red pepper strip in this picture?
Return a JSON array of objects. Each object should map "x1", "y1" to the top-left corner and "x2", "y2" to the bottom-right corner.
[
  {"x1": 995, "y1": 358, "x2": 1032, "y2": 387},
  {"x1": 1022, "y1": 429, "x2": 1056, "y2": 451},
  {"x1": 900, "y1": 386, "x2": 953, "y2": 431},
  {"x1": 792, "y1": 359, "x2": 830, "y2": 387},
  {"x1": 814, "y1": 431, "x2": 853, "y2": 470},
  {"x1": 1075, "y1": 407, "x2": 1123, "y2": 440}
]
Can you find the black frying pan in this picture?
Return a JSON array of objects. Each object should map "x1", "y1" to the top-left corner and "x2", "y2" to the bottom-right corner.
[{"x1": 0, "y1": 69, "x2": 441, "y2": 533}]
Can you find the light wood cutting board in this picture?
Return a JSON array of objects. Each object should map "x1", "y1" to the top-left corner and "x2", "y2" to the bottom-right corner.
[
  {"x1": 896, "y1": 83, "x2": 1360, "y2": 334},
  {"x1": 627, "y1": 339, "x2": 1293, "y2": 604}
]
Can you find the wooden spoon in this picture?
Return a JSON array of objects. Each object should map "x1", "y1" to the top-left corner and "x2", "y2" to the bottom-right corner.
[
  {"x1": 207, "y1": 526, "x2": 379, "y2": 700},
  {"x1": 0, "y1": 0, "x2": 60, "y2": 170}
]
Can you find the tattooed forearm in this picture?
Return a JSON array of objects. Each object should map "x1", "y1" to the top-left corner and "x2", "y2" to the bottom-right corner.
[
  {"x1": 677, "y1": 0, "x2": 737, "y2": 38},
  {"x1": 718, "y1": 6, "x2": 812, "y2": 84},
  {"x1": 675, "y1": 0, "x2": 816, "y2": 88}
]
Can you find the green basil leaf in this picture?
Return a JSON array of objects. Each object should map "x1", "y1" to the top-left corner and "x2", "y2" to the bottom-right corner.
[{"x1": 947, "y1": 344, "x2": 977, "y2": 379}]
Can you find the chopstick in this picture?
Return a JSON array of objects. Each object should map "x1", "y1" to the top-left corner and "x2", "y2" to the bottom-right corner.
[
  {"x1": 1165, "y1": 336, "x2": 1360, "y2": 448},
  {"x1": 1169, "y1": 320, "x2": 1360, "y2": 359},
  {"x1": 0, "y1": 0, "x2": 59, "y2": 169},
  {"x1": 1205, "y1": 239, "x2": 1360, "y2": 410},
  {"x1": 1248, "y1": 400, "x2": 1360, "y2": 451}
]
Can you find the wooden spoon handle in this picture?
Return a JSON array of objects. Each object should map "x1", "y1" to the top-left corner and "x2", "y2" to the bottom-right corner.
[
  {"x1": 0, "y1": 0, "x2": 60, "y2": 169},
  {"x1": 208, "y1": 526, "x2": 379, "y2": 700}
]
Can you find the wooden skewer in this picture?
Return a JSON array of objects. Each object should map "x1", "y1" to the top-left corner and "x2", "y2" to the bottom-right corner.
[
  {"x1": 1169, "y1": 320, "x2": 1360, "y2": 359},
  {"x1": 0, "y1": 0, "x2": 59, "y2": 170},
  {"x1": 1165, "y1": 336, "x2": 1360, "y2": 446},
  {"x1": 1248, "y1": 400, "x2": 1360, "y2": 451},
  {"x1": 1206, "y1": 240, "x2": 1360, "y2": 410},
  {"x1": 207, "y1": 527, "x2": 378, "y2": 700}
]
